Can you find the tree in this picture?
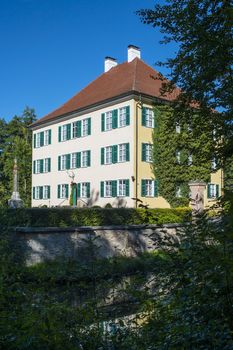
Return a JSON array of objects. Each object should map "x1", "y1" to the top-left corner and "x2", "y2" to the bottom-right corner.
[
  {"x1": 0, "y1": 107, "x2": 36, "y2": 207},
  {"x1": 138, "y1": 0, "x2": 232, "y2": 156}
]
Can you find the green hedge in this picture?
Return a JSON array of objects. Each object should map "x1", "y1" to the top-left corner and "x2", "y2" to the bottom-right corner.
[{"x1": 0, "y1": 207, "x2": 191, "y2": 227}]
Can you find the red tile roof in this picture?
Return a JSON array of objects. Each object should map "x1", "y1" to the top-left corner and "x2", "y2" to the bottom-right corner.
[{"x1": 32, "y1": 58, "x2": 180, "y2": 127}]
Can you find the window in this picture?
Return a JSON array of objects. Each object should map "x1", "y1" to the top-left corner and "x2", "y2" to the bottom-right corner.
[
  {"x1": 118, "y1": 180, "x2": 126, "y2": 196},
  {"x1": 43, "y1": 185, "x2": 50, "y2": 199},
  {"x1": 58, "y1": 184, "x2": 69, "y2": 199},
  {"x1": 44, "y1": 130, "x2": 49, "y2": 146},
  {"x1": 142, "y1": 143, "x2": 153, "y2": 162},
  {"x1": 176, "y1": 150, "x2": 181, "y2": 164},
  {"x1": 61, "y1": 155, "x2": 66, "y2": 170},
  {"x1": 207, "y1": 184, "x2": 219, "y2": 199},
  {"x1": 72, "y1": 123, "x2": 77, "y2": 138},
  {"x1": 35, "y1": 134, "x2": 40, "y2": 148},
  {"x1": 58, "y1": 124, "x2": 71, "y2": 142},
  {"x1": 44, "y1": 158, "x2": 50, "y2": 173},
  {"x1": 105, "y1": 181, "x2": 112, "y2": 197},
  {"x1": 35, "y1": 160, "x2": 40, "y2": 174},
  {"x1": 82, "y1": 119, "x2": 89, "y2": 136},
  {"x1": 119, "y1": 107, "x2": 127, "y2": 127},
  {"x1": 211, "y1": 157, "x2": 217, "y2": 170},
  {"x1": 118, "y1": 144, "x2": 126, "y2": 162},
  {"x1": 142, "y1": 108, "x2": 154, "y2": 128},
  {"x1": 176, "y1": 122, "x2": 181, "y2": 133},
  {"x1": 82, "y1": 151, "x2": 88, "y2": 167},
  {"x1": 105, "y1": 146, "x2": 112, "y2": 164},
  {"x1": 188, "y1": 153, "x2": 193, "y2": 165},
  {"x1": 71, "y1": 153, "x2": 77, "y2": 169},
  {"x1": 176, "y1": 186, "x2": 182, "y2": 198},
  {"x1": 61, "y1": 125, "x2": 67, "y2": 141},
  {"x1": 141, "y1": 179, "x2": 158, "y2": 197},
  {"x1": 35, "y1": 186, "x2": 40, "y2": 199},
  {"x1": 105, "y1": 112, "x2": 112, "y2": 131}
]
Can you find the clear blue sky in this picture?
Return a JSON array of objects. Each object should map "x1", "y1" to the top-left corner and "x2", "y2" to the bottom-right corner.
[{"x1": 0, "y1": 0, "x2": 176, "y2": 121}]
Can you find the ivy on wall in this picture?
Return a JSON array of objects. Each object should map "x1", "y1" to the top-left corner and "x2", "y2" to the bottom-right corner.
[{"x1": 152, "y1": 103, "x2": 216, "y2": 207}]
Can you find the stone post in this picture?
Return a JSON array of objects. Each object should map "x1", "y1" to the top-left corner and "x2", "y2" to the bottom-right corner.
[
  {"x1": 188, "y1": 181, "x2": 206, "y2": 214},
  {"x1": 8, "y1": 158, "x2": 23, "y2": 208}
]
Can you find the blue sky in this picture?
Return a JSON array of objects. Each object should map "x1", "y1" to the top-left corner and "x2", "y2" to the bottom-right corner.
[{"x1": 0, "y1": 0, "x2": 177, "y2": 121}]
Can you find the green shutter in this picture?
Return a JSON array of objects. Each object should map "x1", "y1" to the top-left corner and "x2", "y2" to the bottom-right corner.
[
  {"x1": 58, "y1": 127, "x2": 61, "y2": 142},
  {"x1": 126, "y1": 143, "x2": 130, "y2": 161},
  {"x1": 33, "y1": 134, "x2": 36, "y2": 148},
  {"x1": 154, "y1": 180, "x2": 158, "y2": 197},
  {"x1": 142, "y1": 143, "x2": 146, "y2": 161},
  {"x1": 87, "y1": 150, "x2": 91, "y2": 167},
  {"x1": 207, "y1": 184, "x2": 211, "y2": 198},
  {"x1": 101, "y1": 148, "x2": 105, "y2": 165},
  {"x1": 65, "y1": 184, "x2": 69, "y2": 198},
  {"x1": 39, "y1": 186, "x2": 43, "y2": 199},
  {"x1": 126, "y1": 106, "x2": 130, "y2": 125},
  {"x1": 142, "y1": 107, "x2": 146, "y2": 126},
  {"x1": 67, "y1": 124, "x2": 71, "y2": 140},
  {"x1": 33, "y1": 187, "x2": 35, "y2": 199},
  {"x1": 88, "y1": 118, "x2": 91, "y2": 135},
  {"x1": 58, "y1": 156, "x2": 61, "y2": 171},
  {"x1": 87, "y1": 183, "x2": 90, "y2": 198},
  {"x1": 58, "y1": 185, "x2": 61, "y2": 198},
  {"x1": 66, "y1": 154, "x2": 71, "y2": 169},
  {"x1": 76, "y1": 152, "x2": 81, "y2": 168},
  {"x1": 216, "y1": 184, "x2": 219, "y2": 198},
  {"x1": 125, "y1": 179, "x2": 130, "y2": 197},
  {"x1": 141, "y1": 180, "x2": 146, "y2": 197},
  {"x1": 112, "y1": 109, "x2": 118, "y2": 129},
  {"x1": 77, "y1": 121, "x2": 82, "y2": 137},
  {"x1": 48, "y1": 129, "x2": 52, "y2": 144},
  {"x1": 112, "y1": 145, "x2": 118, "y2": 163},
  {"x1": 112, "y1": 180, "x2": 117, "y2": 197},
  {"x1": 101, "y1": 113, "x2": 105, "y2": 131},
  {"x1": 40, "y1": 132, "x2": 44, "y2": 147},
  {"x1": 100, "y1": 181, "x2": 104, "y2": 197},
  {"x1": 48, "y1": 186, "x2": 50, "y2": 199},
  {"x1": 33, "y1": 161, "x2": 35, "y2": 174},
  {"x1": 77, "y1": 183, "x2": 81, "y2": 197},
  {"x1": 48, "y1": 158, "x2": 51, "y2": 172},
  {"x1": 40, "y1": 159, "x2": 44, "y2": 173}
]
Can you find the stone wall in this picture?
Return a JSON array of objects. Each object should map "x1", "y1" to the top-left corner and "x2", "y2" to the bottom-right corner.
[{"x1": 15, "y1": 224, "x2": 182, "y2": 265}]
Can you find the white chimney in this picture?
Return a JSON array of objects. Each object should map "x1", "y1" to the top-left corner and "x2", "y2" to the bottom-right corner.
[
  {"x1": 128, "y1": 45, "x2": 141, "y2": 62},
  {"x1": 104, "y1": 57, "x2": 117, "y2": 72}
]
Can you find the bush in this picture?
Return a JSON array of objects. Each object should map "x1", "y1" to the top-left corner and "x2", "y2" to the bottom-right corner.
[{"x1": 0, "y1": 207, "x2": 191, "y2": 227}]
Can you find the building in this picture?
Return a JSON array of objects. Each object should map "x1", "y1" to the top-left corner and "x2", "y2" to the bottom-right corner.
[{"x1": 31, "y1": 45, "x2": 222, "y2": 208}]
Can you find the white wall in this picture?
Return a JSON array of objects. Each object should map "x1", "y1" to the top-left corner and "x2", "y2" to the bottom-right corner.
[{"x1": 32, "y1": 99, "x2": 136, "y2": 208}]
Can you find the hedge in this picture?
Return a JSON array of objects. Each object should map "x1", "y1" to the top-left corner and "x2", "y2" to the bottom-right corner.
[{"x1": 0, "y1": 207, "x2": 191, "y2": 227}]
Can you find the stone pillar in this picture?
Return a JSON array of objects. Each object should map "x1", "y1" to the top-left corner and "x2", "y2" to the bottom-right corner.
[
  {"x1": 188, "y1": 181, "x2": 206, "y2": 214},
  {"x1": 8, "y1": 158, "x2": 23, "y2": 208}
]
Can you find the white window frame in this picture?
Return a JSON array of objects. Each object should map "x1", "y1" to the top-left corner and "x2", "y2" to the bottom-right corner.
[
  {"x1": 72, "y1": 122, "x2": 77, "y2": 138},
  {"x1": 119, "y1": 107, "x2": 127, "y2": 127},
  {"x1": 61, "y1": 125, "x2": 67, "y2": 142},
  {"x1": 145, "y1": 109, "x2": 154, "y2": 128},
  {"x1": 118, "y1": 144, "x2": 126, "y2": 162},
  {"x1": 176, "y1": 123, "x2": 181, "y2": 133},
  {"x1": 82, "y1": 118, "x2": 89, "y2": 137},
  {"x1": 176, "y1": 186, "x2": 182, "y2": 198},
  {"x1": 44, "y1": 130, "x2": 49, "y2": 146},
  {"x1": 70, "y1": 153, "x2": 76, "y2": 169},
  {"x1": 105, "y1": 146, "x2": 112, "y2": 164},
  {"x1": 188, "y1": 153, "x2": 193, "y2": 165},
  {"x1": 145, "y1": 144, "x2": 153, "y2": 162},
  {"x1": 209, "y1": 184, "x2": 218, "y2": 198},
  {"x1": 211, "y1": 157, "x2": 217, "y2": 170},
  {"x1": 35, "y1": 160, "x2": 40, "y2": 174},
  {"x1": 61, "y1": 184, "x2": 67, "y2": 199},
  {"x1": 105, "y1": 111, "x2": 113, "y2": 131},
  {"x1": 145, "y1": 180, "x2": 154, "y2": 197},
  {"x1": 35, "y1": 186, "x2": 40, "y2": 199},
  {"x1": 35, "y1": 133, "x2": 40, "y2": 148},
  {"x1": 43, "y1": 185, "x2": 49, "y2": 199},
  {"x1": 81, "y1": 182, "x2": 88, "y2": 198},
  {"x1": 61, "y1": 155, "x2": 66, "y2": 170},
  {"x1": 44, "y1": 158, "x2": 49, "y2": 173},
  {"x1": 81, "y1": 151, "x2": 88, "y2": 167},
  {"x1": 176, "y1": 150, "x2": 181, "y2": 164},
  {"x1": 105, "y1": 181, "x2": 112, "y2": 197},
  {"x1": 118, "y1": 179, "x2": 126, "y2": 197}
]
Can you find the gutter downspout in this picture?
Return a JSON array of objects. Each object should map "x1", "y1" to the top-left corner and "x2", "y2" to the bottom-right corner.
[{"x1": 136, "y1": 96, "x2": 143, "y2": 209}]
